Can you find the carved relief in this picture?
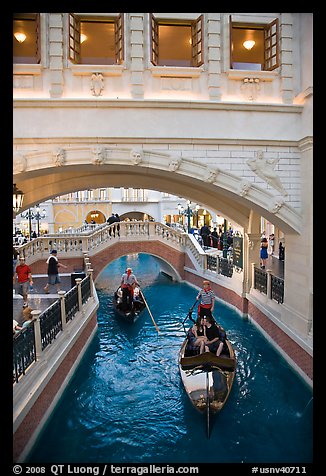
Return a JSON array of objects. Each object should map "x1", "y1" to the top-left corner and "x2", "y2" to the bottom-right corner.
[
  {"x1": 90, "y1": 73, "x2": 104, "y2": 97},
  {"x1": 205, "y1": 167, "x2": 219, "y2": 183},
  {"x1": 238, "y1": 179, "x2": 251, "y2": 197},
  {"x1": 246, "y1": 150, "x2": 288, "y2": 196},
  {"x1": 92, "y1": 147, "x2": 105, "y2": 165},
  {"x1": 13, "y1": 154, "x2": 27, "y2": 173},
  {"x1": 240, "y1": 77, "x2": 260, "y2": 101},
  {"x1": 168, "y1": 158, "x2": 182, "y2": 171},
  {"x1": 130, "y1": 149, "x2": 143, "y2": 165},
  {"x1": 53, "y1": 148, "x2": 66, "y2": 167},
  {"x1": 269, "y1": 198, "x2": 285, "y2": 214}
]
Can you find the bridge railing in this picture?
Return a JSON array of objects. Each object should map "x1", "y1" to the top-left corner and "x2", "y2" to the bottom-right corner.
[{"x1": 15, "y1": 221, "x2": 187, "y2": 261}]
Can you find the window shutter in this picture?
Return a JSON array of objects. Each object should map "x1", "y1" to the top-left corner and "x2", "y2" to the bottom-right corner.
[
  {"x1": 264, "y1": 18, "x2": 279, "y2": 71},
  {"x1": 35, "y1": 13, "x2": 41, "y2": 64},
  {"x1": 115, "y1": 13, "x2": 124, "y2": 64},
  {"x1": 191, "y1": 15, "x2": 204, "y2": 67},
  {"x1": 150, "y1": 13, "x2": 158, "y2": 65},
  {"x1": 68, "y1": 13, "x2": 80, "y2": 64}
]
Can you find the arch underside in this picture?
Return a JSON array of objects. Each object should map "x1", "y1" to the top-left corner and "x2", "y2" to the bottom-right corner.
[
  {"x1": 14, "y1": 163, "x2": 301, "y2": 234},
  {"x1": 95, "y1": 250, "x2": 182, "y2": 283}
]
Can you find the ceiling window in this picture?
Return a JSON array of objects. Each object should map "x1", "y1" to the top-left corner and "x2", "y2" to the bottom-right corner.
[
  {"x1": 13, "y1": 13, "x2": 41, "y2": 64},
  {"x1": 230, "y1": 16, "x2": 279, "y2": 71},
  {"x1": 68, "y1": 14, "x2": 124, "y2": 65},
  {"x1": 150, "y1": 14, "x2": 203, "y2": 67}
]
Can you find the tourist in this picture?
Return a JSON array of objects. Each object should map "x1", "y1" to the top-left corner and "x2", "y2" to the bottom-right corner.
[
  {"x1": 203, "y1": 315, "x2": 224, "y2": 356},
  {"x1": 13, "y1": 256, "x2": 33, "y2": 308},
  {"x1": 44, "y1": 249, "x2": 68, "y2": 294}
]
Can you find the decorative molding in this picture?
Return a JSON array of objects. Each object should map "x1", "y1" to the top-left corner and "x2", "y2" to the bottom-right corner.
[
  {"x1": 13, "y1": 154, "x2": 27, "y2": 174},
  {"x1": 130, "y1": 149, "x2": 143, "y2": 165},
  {"x1": 246, "y1": 150, "x2": 288, "y2": 197},
  {"x1": 205, "y1": 167, "x2": 219, "y2": 183},
  {"x1": 168, "y1": 158, "x2": 182, "y2": 171},
  {"x1": 53, "y1": 148, "x2": 66, "y2": 167},
  {"x1": 91, "y1": 147, "x2": 105, "y2": 165},
  {"x1": 240, "y1": 77, "x2": 261, "y2": 101},
  {"x1": 269, "y1": 198, "x2": 285, "y2": 214},
  {"x1": 238, "y1": 179, "x2": 251, "y2": 197},
  {"x1": 90, "y1": 73, "x2": 104, "y2": 97}
]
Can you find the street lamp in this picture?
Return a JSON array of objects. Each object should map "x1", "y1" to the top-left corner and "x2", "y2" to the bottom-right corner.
[
  {"x1": 177, "y1": 200, "x2": 198, "y2": 233},
  {"x1": 13, "y1": 184, "x2": 24, "y2": 215},
  {"x1": 34, "y1": 205, "x2": 46, "y2": 236},
  {"x1": 21, "y1": 205, "x2": 46, "y2": 239}
]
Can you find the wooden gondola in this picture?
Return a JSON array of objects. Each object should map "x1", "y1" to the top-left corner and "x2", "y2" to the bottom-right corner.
[
  {"x1": 112, "y1": 285, "x2": 146, "y2": 323},
  {"x1": 179, "y1": 319, "x2": 236, "y2": 438}
]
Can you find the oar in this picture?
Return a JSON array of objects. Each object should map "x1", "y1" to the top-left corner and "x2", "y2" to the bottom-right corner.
[
  {"x1": 181, "y1": 299, "x2": 198, "y2": 327},
  {"x1": 141, "y1": 290, "x2": 160, "y2": 334}
]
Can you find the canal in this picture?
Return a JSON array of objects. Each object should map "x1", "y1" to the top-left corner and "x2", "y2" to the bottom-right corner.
[{"x1": 26, "y1": 253, "x2": 313, "y2": 464}]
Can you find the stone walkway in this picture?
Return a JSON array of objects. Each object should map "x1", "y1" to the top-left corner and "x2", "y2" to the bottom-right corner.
[
  {"x1": 265, "y1": 255, "x2": 284, "y2": 279},
  {"x1": 13, "y1": 274, "x2": 73, "y2": 325}
]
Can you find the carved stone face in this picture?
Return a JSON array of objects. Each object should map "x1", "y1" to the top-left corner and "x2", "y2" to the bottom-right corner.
[
  {"x1": 130, "y1": 150, "x2": 143, "y2": 164},
  {"x1": 169, "y1": 160, "x2": 181, "y2": 171}
]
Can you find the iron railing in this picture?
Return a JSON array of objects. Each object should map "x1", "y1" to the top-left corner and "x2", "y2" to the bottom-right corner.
[
  {"x1": 13, "y1": 325, "x2": 36, "y2": 383},
  {"x1": 13, "y1": 274, "x2": 92, "y2": 383},
  {"x1": 254, "y1": 267, "x2": 284, "y2": 303},
  {"x1": 40, "y1": 300, "x2": 62, "y2": 350}
]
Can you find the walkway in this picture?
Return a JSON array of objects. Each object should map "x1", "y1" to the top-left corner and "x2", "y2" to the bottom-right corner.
[
  {"x1": 13, "y1": 274, "x2": 73, "y2": 325},
  {"x1": 265, "y1": 255, "x2": 284, "y2": 279}
]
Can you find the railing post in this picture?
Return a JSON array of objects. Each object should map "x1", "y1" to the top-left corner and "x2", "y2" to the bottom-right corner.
[
  {"x1": 251, "y1": 263, "x2": 256, "y2": 289},
  {"x1": 58, "y1": 290, "x2": 67, "y2": 330},
  {"x1": 75, "y1": 278, "x2": 83, "y2": 313},
  {"x1": 266, "y1": 269, "x2": 272, "y2": 300},
  {"x1": 31, "y1": 309, "x2": 42, "y2": 360},
  {"x1": 87, "y1": 268, "x2": 94, "y2": 299}
]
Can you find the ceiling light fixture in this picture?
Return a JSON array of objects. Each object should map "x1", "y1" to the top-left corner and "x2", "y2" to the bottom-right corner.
[
  {"x1": 243, "y1": 40, "x2": 255, "y2": 50},
  {"x1": 14, "y1": 32, "x2": 27, "y2": 43}
]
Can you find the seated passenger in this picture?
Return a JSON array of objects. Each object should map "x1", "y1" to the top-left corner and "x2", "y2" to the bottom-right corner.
[
  {"x1": 203, "y1": 315, "x2": 225, "y2": 356},
  {"x1": 187, "y1": 316, "x2": 208, "y2": 354}
]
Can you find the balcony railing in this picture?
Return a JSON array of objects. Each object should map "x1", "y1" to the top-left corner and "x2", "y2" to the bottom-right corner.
[{"x1": 254, "y1": 266, "x2": 284, "y2": 304}]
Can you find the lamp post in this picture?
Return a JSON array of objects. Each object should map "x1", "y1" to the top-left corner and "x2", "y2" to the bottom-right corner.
[
  {"x1": 34, "y1": 205, "x2": 46, "y2": 236},
  {"x1": 178, "y1": 201, "x2": 198, "y2": 233},
  {"x1": 223, "y1": 218, "x2": 228, "y2": 258},
  {"x1": 21, "y1": 205, "x2": 46, "y2": 239}
]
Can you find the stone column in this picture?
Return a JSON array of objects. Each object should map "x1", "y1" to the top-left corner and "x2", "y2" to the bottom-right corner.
[
  {"x1": 58, "y1": 290, "x2": 67, "y2": 330},
  {"x1": 31, "y1": 310, "x2": 42, "y2": 360},
  {"x1": 280, "y1": 13, "x2": 294, "y2": 105},
  {"x1": 48, "y1": 13, "x2": 64, "y2": 98},
  {"x1": 207, "y1": 13, "x2": 222, "y2": 100},
  {"x1": 129, "y1": 13, "x2": 144, "y2": 98},
  {"x1": 87, "y1": 268, "x2": 94, "y2": 299},
  {"x1": 75, "y1": 278, "x2": 83, "y2": 313}
]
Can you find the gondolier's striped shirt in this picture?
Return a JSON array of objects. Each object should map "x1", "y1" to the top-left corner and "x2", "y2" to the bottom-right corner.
[{"x1": 197, "y1": 289, "x2": 214, "y2": 305}]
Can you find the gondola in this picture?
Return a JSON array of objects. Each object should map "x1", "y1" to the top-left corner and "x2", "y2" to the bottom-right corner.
[
  {"x1": 178, "y1": 316, "x2": 236, "y2": 438},
  {"x1": 112, "y1": 285, "x2": 146, "y2": 323}
]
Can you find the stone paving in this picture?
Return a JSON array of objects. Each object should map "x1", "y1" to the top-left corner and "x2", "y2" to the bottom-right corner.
[{"x1": 13, "y1": 274, "x2": 73, "y2": 324}]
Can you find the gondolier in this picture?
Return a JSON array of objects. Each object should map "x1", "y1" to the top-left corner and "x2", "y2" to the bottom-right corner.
[
  {"x1": 196, "y1": 280, "x2": 215, "y2": 319},
  {"x1": 120, "y1": 268, "x2": 139, "y2": 310}
]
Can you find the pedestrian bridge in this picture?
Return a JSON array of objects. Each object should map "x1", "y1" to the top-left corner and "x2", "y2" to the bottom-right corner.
[{"x1": 18, "y1": 221, "x2": 217, "y2": 282}]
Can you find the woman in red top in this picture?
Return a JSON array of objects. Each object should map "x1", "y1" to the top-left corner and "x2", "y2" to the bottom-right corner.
[{"x1": 13, "y1": 256, "x2": 33, "y2": 308}]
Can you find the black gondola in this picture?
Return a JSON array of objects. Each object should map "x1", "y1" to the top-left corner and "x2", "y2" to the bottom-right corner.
[
  {"x1": 178, "y1": 310, "x2": 236, "y2": 437},
  {"x1": 112, "y1": 285, "x2": 146, "y2": 323}
]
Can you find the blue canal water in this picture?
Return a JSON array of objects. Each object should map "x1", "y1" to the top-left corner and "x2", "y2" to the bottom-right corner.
[{"x1": 26, "y1": 253, "x2": 313, "y2": 464}]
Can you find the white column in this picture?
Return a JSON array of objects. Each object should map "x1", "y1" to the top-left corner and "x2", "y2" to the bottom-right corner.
[{"x1": 31, "y1": 310, "x2": 42, "y2": 360}]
